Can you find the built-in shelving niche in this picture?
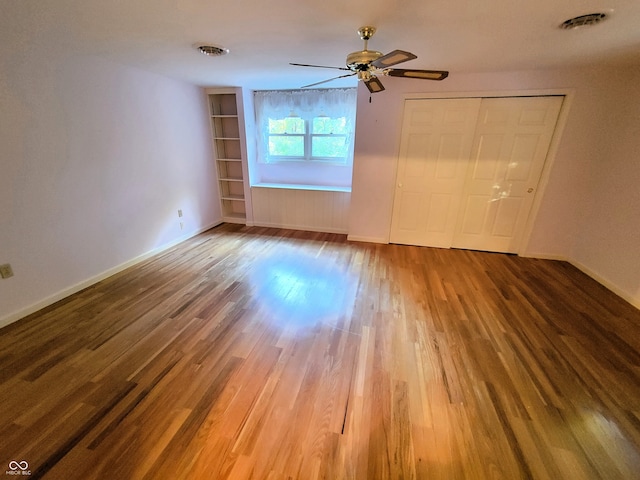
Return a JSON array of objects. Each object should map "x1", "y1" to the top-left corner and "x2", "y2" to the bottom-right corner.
[{"x1": 207, "y1": 88, "x2": 252, "y2": 224}]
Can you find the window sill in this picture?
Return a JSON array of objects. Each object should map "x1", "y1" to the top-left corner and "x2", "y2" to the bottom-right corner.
[{"x1": 251, "y1": 183, "x2": 351, "y2": 193}]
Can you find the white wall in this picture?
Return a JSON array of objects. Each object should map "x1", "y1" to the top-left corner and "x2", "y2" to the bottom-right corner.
[
  {"x1": 349, "y1": 65, "x2": 640, "y2": 308},
  {"x1": 0, "y1": 51, "x2": 221, "y2": 327},
  {"x1": 569, "y1": 65, "x2": 640, "y2": 304}
]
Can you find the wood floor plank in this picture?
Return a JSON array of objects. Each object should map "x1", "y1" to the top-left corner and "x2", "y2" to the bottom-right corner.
[{"x1": 1, "y1": 223, "x2": 639, "y2": 479}]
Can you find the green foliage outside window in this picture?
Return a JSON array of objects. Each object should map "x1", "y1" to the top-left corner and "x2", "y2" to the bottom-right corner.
[
  {"x1": 269, "y1": 136, "x2": 304, "y2": 156},
  {"x1": 269, "y1": 117, "x2": 305, "y2": 134},
  {"x1": 312, "y1": 116, "x2": 348, "y2": 134},
  {"x1": 312, "y1": 137, "x2": 347, "y2": 158}
]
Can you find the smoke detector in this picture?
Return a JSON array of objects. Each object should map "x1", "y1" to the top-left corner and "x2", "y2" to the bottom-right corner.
[
  {"x1": 197, "y1": 44, "x2": 229, "y2": 56},
  {"x1": 560, "y1": 13, "x2": 608, "y2": 30}
]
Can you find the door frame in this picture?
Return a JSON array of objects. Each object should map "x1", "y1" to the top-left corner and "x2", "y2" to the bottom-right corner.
[{"x1": 389, "y1": 88, "x2": 575, "y2": 256}]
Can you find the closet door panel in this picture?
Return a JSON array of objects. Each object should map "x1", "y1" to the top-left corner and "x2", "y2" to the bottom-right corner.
[
  {"x1": 390, "y1": 98, "x2": 481, "y2": 247},
  {"x1": 452, "y1": 96, "x2": 563, "y2": 253}
]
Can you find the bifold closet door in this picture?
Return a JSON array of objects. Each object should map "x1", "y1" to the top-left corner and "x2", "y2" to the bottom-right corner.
[
  {"x1": 389, "y1": 98, "x2": 481, "y2": 247},
  {"x1": 390, "y1": 95, "x2": 563, "y2": 253},
  {"x1": 451, "y1": 96, "x2": 563, "y2": 253}
]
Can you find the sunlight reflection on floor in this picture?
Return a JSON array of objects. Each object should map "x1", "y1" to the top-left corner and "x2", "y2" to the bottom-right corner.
[{"x1": 248, "y1": 248, "x2": 357, "y2": 332}]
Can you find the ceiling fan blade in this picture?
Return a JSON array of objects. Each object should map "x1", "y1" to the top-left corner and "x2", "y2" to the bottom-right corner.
[
  {"x1": 290, "y1": 62, "x2": 351, "y2": 71},
  {"x1": 364, "y1": 76, "x2": 385, "y2": 93},
  {"x1": 385, "y1": 68, "x2": 449, "y2": 80},
  {"x1": 370, "y1": 50, "x2": 417, "y2": 68},
  {"x1": 300, "y1": 72, "x2": 357, "y2": 89}
]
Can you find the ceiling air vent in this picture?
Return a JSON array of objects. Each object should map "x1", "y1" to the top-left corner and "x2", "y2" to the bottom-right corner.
[
  {"x1": 197, "y1": 45, "x2": 229, "y2": 56},
  {"x1": 560, "y1": 13, "x2": 608, "y2": 30}
]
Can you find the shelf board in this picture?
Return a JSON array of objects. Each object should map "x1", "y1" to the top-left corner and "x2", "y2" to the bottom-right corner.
[
  {"x1": 214, "y1": 137, "x2": 240, "y2": 141},
  {"x1": 220, "y1": 194, "x2": 245, "y2": 201},
  {"x1": 222, "y1": 213, "x2": 246, "y2": 224},
  {"x1": 217, "y1": 158, "x2": 242, "y2": 162},
  {"x1": 219, "y1": 177, "x2": 244, "y2": 182},
  {"x1": 211, "y1": 114, "x2": 239, "y2": 118}
]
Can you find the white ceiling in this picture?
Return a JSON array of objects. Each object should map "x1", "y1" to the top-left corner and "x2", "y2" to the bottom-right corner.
[{"x1": 3, "y1": 0, "x2": 640, "y2": 91}]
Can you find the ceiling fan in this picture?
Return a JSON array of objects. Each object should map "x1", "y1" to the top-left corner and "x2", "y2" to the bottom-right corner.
[{"x1": 290, "y1": 26, "x2": 449, "y2": 93}]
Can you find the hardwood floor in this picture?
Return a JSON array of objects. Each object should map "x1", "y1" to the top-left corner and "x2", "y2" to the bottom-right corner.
[{"x1": 1, "y1": 224, "x2": 639, "y2": 479}]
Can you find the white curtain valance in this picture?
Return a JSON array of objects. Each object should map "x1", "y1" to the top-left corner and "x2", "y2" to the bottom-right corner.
[{"x1": 254, "y1": 88, "x2": 357, "y2": 120}]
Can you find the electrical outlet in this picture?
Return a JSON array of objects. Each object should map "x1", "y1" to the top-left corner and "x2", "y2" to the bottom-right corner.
[
  {"x1": 0, "y1": 263, "x2": 14, "y2": 279},
  {"x1": 178, "y1": 209, "x2": 183, "y2": 217}
]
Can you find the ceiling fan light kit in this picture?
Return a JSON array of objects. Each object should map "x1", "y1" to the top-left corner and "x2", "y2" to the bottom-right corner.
[{"x1": 291, "y1": 26, "x2": 448, "y2": 93}]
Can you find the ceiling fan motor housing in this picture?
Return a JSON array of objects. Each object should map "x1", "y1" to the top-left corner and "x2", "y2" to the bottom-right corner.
[{"x1": 346, "y1": 50, "x2": 383, "y2": 70}]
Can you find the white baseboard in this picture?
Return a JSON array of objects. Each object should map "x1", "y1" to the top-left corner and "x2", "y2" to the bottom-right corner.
[
  {"x1": 568, "y1": 260, "x2": 640, "y2": 310},
  {"x1": 0, "y1": 221, "x2": 223, "y2": 330},
  {"x1": 346, "y1": 234, "x2": 388, "y2": 244},
  {"x1": 520, "y1": 252, "x2": 568, "y2": 261},
  {"x1": 520, "y1": 252, "x2": 638, "y2": 310},
  {"x1": 252, "y1": 221, "x2": 348, "y2": 235}
]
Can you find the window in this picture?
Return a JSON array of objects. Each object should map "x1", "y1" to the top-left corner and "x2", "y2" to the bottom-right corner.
[
  {"x1": 255, "y1": 88, "x2": 357, "y2": 165},
  {"x1": 267, "y1": 114, "x2": 351, "y2": 161}
]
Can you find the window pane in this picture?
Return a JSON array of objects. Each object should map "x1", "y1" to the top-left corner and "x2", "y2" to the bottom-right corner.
[
  {"x1": 312, "y1": 116, "x2": 348, "y2": 134},
  {"x1": 269, "y1": 117, "x2": 305, "y2": 134},
  {"x1": 269, "y1": 136, "x2": 304, "y2": 156},
  {"x1": 268, "y1": 119, "x2": 286, "y2": 134},
  {"x1": 312, "y1": 136, "x2": 347, "y2": 158}
]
